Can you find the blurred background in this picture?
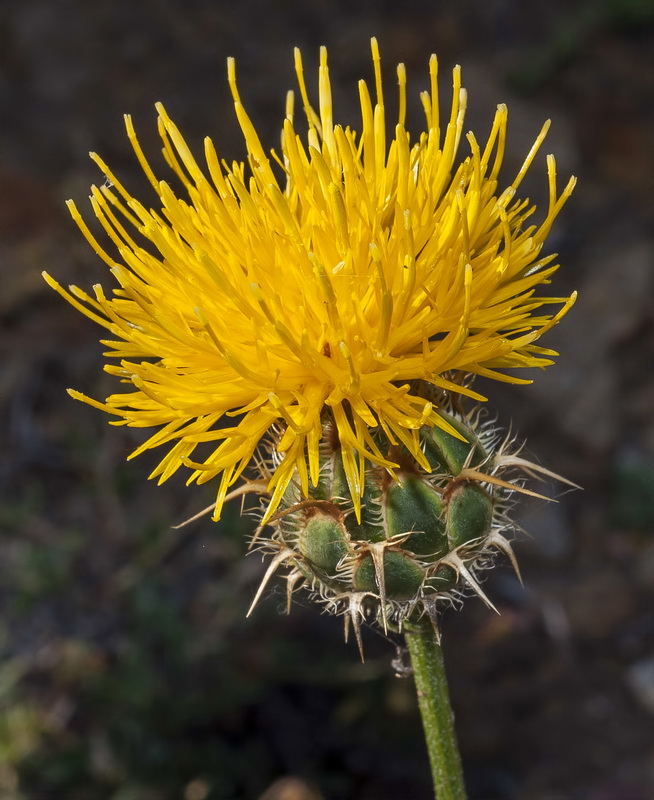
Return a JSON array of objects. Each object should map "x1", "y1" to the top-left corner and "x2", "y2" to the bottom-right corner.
[{"x1": 1, "y1": 1, "x2": 654, "y2": 798}]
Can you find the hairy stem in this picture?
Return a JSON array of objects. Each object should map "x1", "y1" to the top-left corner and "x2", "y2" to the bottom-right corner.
[{"x1": 406, "y1": 629, "x2": 467, "y2": 800}]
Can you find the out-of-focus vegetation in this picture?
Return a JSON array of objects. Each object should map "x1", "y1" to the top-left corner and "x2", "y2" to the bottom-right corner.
[{"x1": 0, "y1": 446, "x2": 431, "y2": 800}]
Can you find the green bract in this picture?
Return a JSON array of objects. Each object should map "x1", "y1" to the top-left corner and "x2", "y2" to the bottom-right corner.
[{"x1": 251, "y1": 405, "x2": 547, "y2": 653}]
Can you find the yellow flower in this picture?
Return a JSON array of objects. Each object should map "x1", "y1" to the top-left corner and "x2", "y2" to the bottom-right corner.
[{"x1": 44, "y1": 39, "x2": 576, "y2": 523}]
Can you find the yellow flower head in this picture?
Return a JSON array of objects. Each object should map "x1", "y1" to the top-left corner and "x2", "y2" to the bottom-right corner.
[{"x1": 45, "y1": 39, "x2": 576, "y2": 523}]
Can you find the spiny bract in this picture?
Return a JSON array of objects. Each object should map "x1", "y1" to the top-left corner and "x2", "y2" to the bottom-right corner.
[{"x1": 250, "y1": 395, "x2": 565, "y2": 653}]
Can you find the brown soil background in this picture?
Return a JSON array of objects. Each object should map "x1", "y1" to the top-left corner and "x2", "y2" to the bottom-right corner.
[{"x1": 1, "y1": 1, "x2": 654, "y2": 799}]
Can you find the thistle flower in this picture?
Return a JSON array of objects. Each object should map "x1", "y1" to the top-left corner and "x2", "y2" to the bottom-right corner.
[{"x1": 44, "y1": 39, "x2": 576, "y2": 527}]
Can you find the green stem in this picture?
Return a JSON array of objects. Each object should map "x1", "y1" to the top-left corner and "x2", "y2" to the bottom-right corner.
[{"x1": 405, "y1": 629, "x2": 467, "y2": 800}]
